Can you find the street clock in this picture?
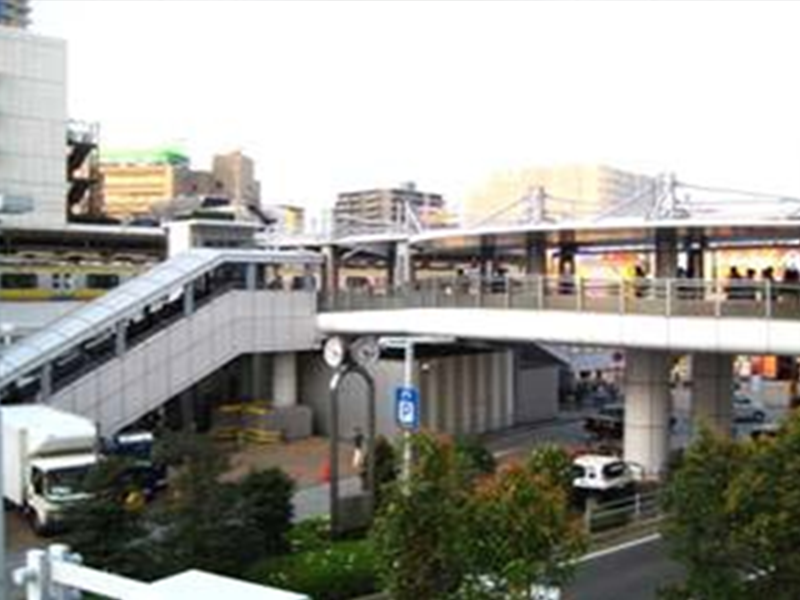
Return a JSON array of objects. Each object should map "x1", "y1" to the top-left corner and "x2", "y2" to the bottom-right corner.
[
  {"x1": 350, "y1": 336, "x2": 380, "y2": 367},
  {"x1": 323, "y1": 336, "x2": 347, "y2": 368}
]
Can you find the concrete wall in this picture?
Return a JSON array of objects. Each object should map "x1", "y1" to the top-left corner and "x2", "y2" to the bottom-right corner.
[
  {"x1": 515, "y1": 364, "x2": 560, "y2": 424},
  {"x1": 298, "y1": 353, "x2": 404, "y2": 438},
  {"x1": 299, "y1": 348, "x2": 553, "y2": 439},
  {"x1": 49, "y1": 291, "x2": 318, "y2": 435},
  {"x1": 0, "y1": 28, "x2": 67, "y2": 228}
]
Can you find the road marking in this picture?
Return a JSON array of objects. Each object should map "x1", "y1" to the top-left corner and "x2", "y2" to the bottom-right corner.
[{"x1": 577, "y1": 533, "x2": 662, "y2": 564}]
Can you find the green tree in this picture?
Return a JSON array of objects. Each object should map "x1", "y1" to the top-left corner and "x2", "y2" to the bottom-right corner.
[
  {"x1": 372, "y1": 432, "x2": 469, "y2": 599},
  {"x1": 660, "y1": 421, "x2": 800, "y2": 599},
  {"x1": 459, "y1": 464, "x2": 586, "y2": 599},
  {"x1": 454, "y1": 435, "x2": 497, "y2": 484},
  {"x1": 526, "y1": 443, "x2": 574, "y2": 494},
  {"x1": 237, "y1": 467, "x2": 295, "y2": 557},
  {"x1": 62, "y1": 457, "x2": 151, "y2": 578},
  {"x1": 372, "y1": 432, "x2": 584, "y2": 600},
  {"x1": 372, "y1": 435, "x2": 398, "y2": 510}
]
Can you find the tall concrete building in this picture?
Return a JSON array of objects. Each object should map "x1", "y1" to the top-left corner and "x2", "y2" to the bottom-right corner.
[
  {"x1": 0, "y1": 27, "x2": 67, "y2": 228},
  {"x1": 463, "y1": 164, "x2": 656, "y2": 225},
  {"x1": 212, "y1": 150, "x2": 260, "y2": 207},
  {"x1": 0, "y1": 0, "x2": 30, "y2": 28},
  {"x1": 335, "y1": 182, "x2": 446, "y2": 235}
]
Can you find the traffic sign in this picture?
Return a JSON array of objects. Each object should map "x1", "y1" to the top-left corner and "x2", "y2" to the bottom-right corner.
[{"x1": 395, "y1": 386, "x2": 420, "y2": 430}]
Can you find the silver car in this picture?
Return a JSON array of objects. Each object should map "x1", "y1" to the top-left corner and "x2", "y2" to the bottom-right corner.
[{"x1": 733, "y1": 395, "x2": 766, "y2": 423}]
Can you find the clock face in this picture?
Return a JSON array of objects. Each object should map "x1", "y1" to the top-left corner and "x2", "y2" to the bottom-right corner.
[
  {"x1": 323, "y1": 336, "x2": 346, "y2": 368},
  {"x1": 351, "y1": 336, "x2": 380, "y2": 367}
]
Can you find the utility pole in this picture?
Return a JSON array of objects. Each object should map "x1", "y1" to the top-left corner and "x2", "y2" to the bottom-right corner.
[{"x1": 401, "y1": 339, "x2": 415, "y2": 489}]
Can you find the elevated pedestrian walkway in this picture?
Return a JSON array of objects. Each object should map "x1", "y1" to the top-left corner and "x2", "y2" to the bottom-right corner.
[
  {"x1": 317, "y1": 276, "x2": 800, "y2": 355},
  {"x1": 0, "y1": 248, "x2": 321, "y2": 434}
]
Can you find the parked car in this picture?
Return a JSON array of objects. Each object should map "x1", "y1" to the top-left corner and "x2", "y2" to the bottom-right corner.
[
  {"x1": 733, "y1": 395, "x2": 766, "y2": 423},
  {"x1": 572, "y1": 454, "x2": 635, "y2": 497},
  {"x1": 750, "y1": 422, "x2": 779, "y2": 441},
  {"x1": 584, "y1": 404, "x2": 676, "y2": 440},
  {"x1": 584, "y1": 404, "x2": 625, "y2": 439}
]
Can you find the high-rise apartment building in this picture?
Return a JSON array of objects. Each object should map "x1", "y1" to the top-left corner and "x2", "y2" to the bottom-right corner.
[
  {"x1": 212, "y1": 150, "x2": 260, "y2": 207},
  {"x1": 0, "y1": 27, "x2": 67, "y2": 228},
  {"x1": 463, "y1": 164, "x2": 655, "y2": 225},
  {"x1": 0, "y1": 0, "x2": 31, "y2": 29},
  {"x1": 334, "y1": 182, "x2": 446, "y2": 235}
]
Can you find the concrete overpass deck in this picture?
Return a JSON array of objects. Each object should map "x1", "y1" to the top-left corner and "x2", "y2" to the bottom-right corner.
[{"x1": 317, "y1": 276, "x2": 800, "y2": 355}]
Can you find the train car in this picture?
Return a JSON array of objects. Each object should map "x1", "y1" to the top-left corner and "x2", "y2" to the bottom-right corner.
[{"x1": 0, "y1": 260, "x2": 150, "y2": 301}]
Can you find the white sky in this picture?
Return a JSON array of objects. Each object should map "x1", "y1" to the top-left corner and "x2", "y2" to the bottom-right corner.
[{"x1": 32, "y1": 0, "x2": 800, "y2": 212}]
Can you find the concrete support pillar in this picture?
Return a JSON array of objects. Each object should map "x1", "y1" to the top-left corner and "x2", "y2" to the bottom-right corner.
[
  {"x1": 179, "y1": 388, "x2": 196, "y2": 432},
  {"x1": 115, "y1": 321, "x2": 127, "y2": 357},
  {"x1": 623, "y1": 350, "x2": 672, "y2": 478},
  {"x1": 183, "y1": 283, "x2": 195, "y2": 317},
  {"x1": 245, "y1": 263, "x2": 257, "y2": 291},
  {"x1": 654, "y1": 229, "x2": 679, "y2": 279},
  {"x1": 391, "y1": 241, "x2": 414, "y2": 289},
  {"x1": 687, "y1": 236, "x2": 705, "y2": 280},
  {"x1": 273, "y1": 353, "x2": 298, "y2": 408},
  {"x1": 250, "y1": 353, "x2": 271, "y2": 402},
  {"x1": 691, "y1": 352, "x2": 733, "y2": 438},
  {"x1": 322, "y1": 245, "x2": 339, "y2": 295},
  {"x1": 558, "y1": 244, "x2": 576, "y2": 276},
  {"x1": 524, "y1": 233, "x2": 547, "y2": 276},
  {"x1": 39, "y1": 363, "x2": 52, "y2": 401}
]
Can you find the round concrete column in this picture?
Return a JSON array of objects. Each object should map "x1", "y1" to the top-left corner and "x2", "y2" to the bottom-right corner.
[
  {"x1": 654, "y1": 229, "x2": 679, "y2": 279},
  {"x1": 273, "y1": 353, "x2": 297, "y2": 408},
  {"x1": 524, "y1": 233, "x2": 547, "y2": 276},
  {"x1": 623, "y1": 350, "x2": 672, "y2": 478},
  {"x1": 691, "y1": 352, "x2": 733, "y2": 438}
]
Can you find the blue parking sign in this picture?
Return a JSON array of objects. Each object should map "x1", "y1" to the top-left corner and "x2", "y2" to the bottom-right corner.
[{"x1": 395, "y1": 386, "x2": 420, "y2": 430}]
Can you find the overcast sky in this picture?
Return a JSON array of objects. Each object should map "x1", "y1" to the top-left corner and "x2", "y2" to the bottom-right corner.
[{"x1": 33, "y1": 0, "x2": 800, "y2": 212}]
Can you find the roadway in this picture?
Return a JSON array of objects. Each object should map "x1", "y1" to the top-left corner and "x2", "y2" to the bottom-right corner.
[{"x1": 566, "y1": 536, "x2": 683, "y2": 599}]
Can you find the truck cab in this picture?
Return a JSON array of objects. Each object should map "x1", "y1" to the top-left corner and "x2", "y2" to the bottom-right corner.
[
  {"x1": 2, "y1": 405, "x2": 99, "y2": 534},
  {"x1": 27, "y1": 454, "x2": 95, "y2": 533}
]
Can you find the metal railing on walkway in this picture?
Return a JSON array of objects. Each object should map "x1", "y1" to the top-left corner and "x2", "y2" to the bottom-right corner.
[{"x1": 322, "y1": 275, "x2": 800, "y2": 321}]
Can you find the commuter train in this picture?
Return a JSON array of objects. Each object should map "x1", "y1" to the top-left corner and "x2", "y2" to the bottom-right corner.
[{"x1": 0, "y1": 258, "x2": 151, "y2": 301}]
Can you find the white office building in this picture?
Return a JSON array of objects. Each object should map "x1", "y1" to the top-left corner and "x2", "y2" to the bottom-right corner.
[{"x1": 0, "y1": 26, "x2": 67, "y2": 228}]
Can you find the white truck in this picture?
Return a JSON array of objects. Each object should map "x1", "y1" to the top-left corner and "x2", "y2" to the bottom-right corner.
[{"x1": 2, "y1": 405, "x2": 99, "y2": 534}]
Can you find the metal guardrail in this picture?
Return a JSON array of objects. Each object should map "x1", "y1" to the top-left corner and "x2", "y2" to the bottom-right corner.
[
  {"x1": 584, "y1": 489, "x2": 661, "y2": 536},
  {"x1": 323, "y1": 275, "x2": 800, "y2": 321}
]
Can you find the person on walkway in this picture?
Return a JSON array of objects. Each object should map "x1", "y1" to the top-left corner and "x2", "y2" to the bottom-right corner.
[
  {"x1": 352, "y1": 427, "x2": 368, "y2": 491},
  {"x1": 726, "y1": 266, "x2": 743, "y2": 300},
  {"x1": 743, "y1": 268, "x2": 758, "y2": 301},
  {"x1": 558, "y1": 260, "x2": 576, "y2": 296},
  {"x1": 634, "y1": 264, "x2": 648, "y2": 299}
]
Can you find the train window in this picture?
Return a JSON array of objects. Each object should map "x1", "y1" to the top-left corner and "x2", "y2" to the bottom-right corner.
[
  {"x1": 86, "y1": 273, "x2": 120, "y2": 290},
  {"x1": 52, "y1": 273, "x2": 61, "y2": 290},
  {"x1": 1, "y1": 273, "x2": 38, "y2": 289}
]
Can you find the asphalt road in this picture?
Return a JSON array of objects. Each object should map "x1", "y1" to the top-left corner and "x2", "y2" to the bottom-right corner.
[{"x1": 565, "y1": 536, "x2": 684, "y2": 600}]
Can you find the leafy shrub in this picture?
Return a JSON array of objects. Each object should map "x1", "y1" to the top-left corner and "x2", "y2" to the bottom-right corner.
[
  {"x1": 454, "y1": 435, "x2": 497, "y2": 483},
  {"x1": 246, "y1": 538, "x2": 378, "y2": 600}
]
